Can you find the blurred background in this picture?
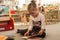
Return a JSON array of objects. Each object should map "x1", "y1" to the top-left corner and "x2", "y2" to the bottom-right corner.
[{"x1": 0, "y1": 0, "x2": 60, "y2": 24}]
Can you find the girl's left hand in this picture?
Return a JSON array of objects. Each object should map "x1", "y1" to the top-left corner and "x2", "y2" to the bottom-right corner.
[{"x1": 38, "y1": 30, "x2": 43, "y2": 35}]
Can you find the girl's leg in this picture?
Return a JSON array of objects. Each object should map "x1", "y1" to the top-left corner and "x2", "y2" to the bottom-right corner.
[
  {"x1": 17, "y1": 29, "x2": 28, "y2": 36},
  {"x1": 36, "y1": 32, "x2": 46, "y2": 38}
]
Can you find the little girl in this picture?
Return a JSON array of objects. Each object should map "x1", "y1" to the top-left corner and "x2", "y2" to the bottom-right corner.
[{"x1": 17, "y1": 1, "x2": 46, "y2": 38}]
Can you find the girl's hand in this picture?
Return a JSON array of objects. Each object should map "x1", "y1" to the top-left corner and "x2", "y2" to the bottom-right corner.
[
  {"x1": 24, "y1": 32, "x2": 29, "y2": 36},
  {"x1": 38, "y1": 30, "x2": 43, "y2": 35}
]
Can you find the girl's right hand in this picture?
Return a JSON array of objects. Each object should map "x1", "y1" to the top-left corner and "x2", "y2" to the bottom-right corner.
[{"x1": 24, "y1": 32, "x2": 29, "y2": 36}]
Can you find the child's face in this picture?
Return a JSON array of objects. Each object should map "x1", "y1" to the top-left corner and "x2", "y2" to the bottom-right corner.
[{"x1": 28, "y1": 7, "x2": 38, "y2": 17}]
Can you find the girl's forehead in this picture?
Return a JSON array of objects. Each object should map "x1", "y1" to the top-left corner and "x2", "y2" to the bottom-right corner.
[
  {"x1": 30, "y1": 8, "x2": 36, "y2": 10},
  {"x1": 29, "y1": 7, "x2": 38, "y2": 10}
]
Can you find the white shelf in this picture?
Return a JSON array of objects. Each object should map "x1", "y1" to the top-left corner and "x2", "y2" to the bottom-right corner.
[{"x1": 0, "y1": 14, "x2": 9, "y2": 16}]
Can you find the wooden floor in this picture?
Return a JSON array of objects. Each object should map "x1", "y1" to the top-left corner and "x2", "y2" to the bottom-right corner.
[{"x1": 0, "y1": 22, "x2": 60, "y2": 40}]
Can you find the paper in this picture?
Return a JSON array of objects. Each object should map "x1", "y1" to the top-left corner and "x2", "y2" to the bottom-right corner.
[{"x1": 21, "y1": 36, "x2": 31, "y2": 39}]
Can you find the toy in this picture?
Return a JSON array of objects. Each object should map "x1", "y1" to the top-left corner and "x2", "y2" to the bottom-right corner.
[
  {"x1": 0, "y1": 17, "x2": 14, "y2": 31},
  {"x1": 0, "y1": 5, "x2": 14, "y2": 31}
]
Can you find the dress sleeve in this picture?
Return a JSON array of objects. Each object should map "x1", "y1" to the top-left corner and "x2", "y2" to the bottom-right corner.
[
  {"x1": 41, "y1": 14, "x2": 45, "y2": 29},
  {"x1": 28, "y1": 16, "x2": 33, "y2": 30}
]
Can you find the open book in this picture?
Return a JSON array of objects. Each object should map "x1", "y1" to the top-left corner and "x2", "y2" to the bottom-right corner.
[{"x1": 21, "y1": 34, "x2": 39, "y2": 39}]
